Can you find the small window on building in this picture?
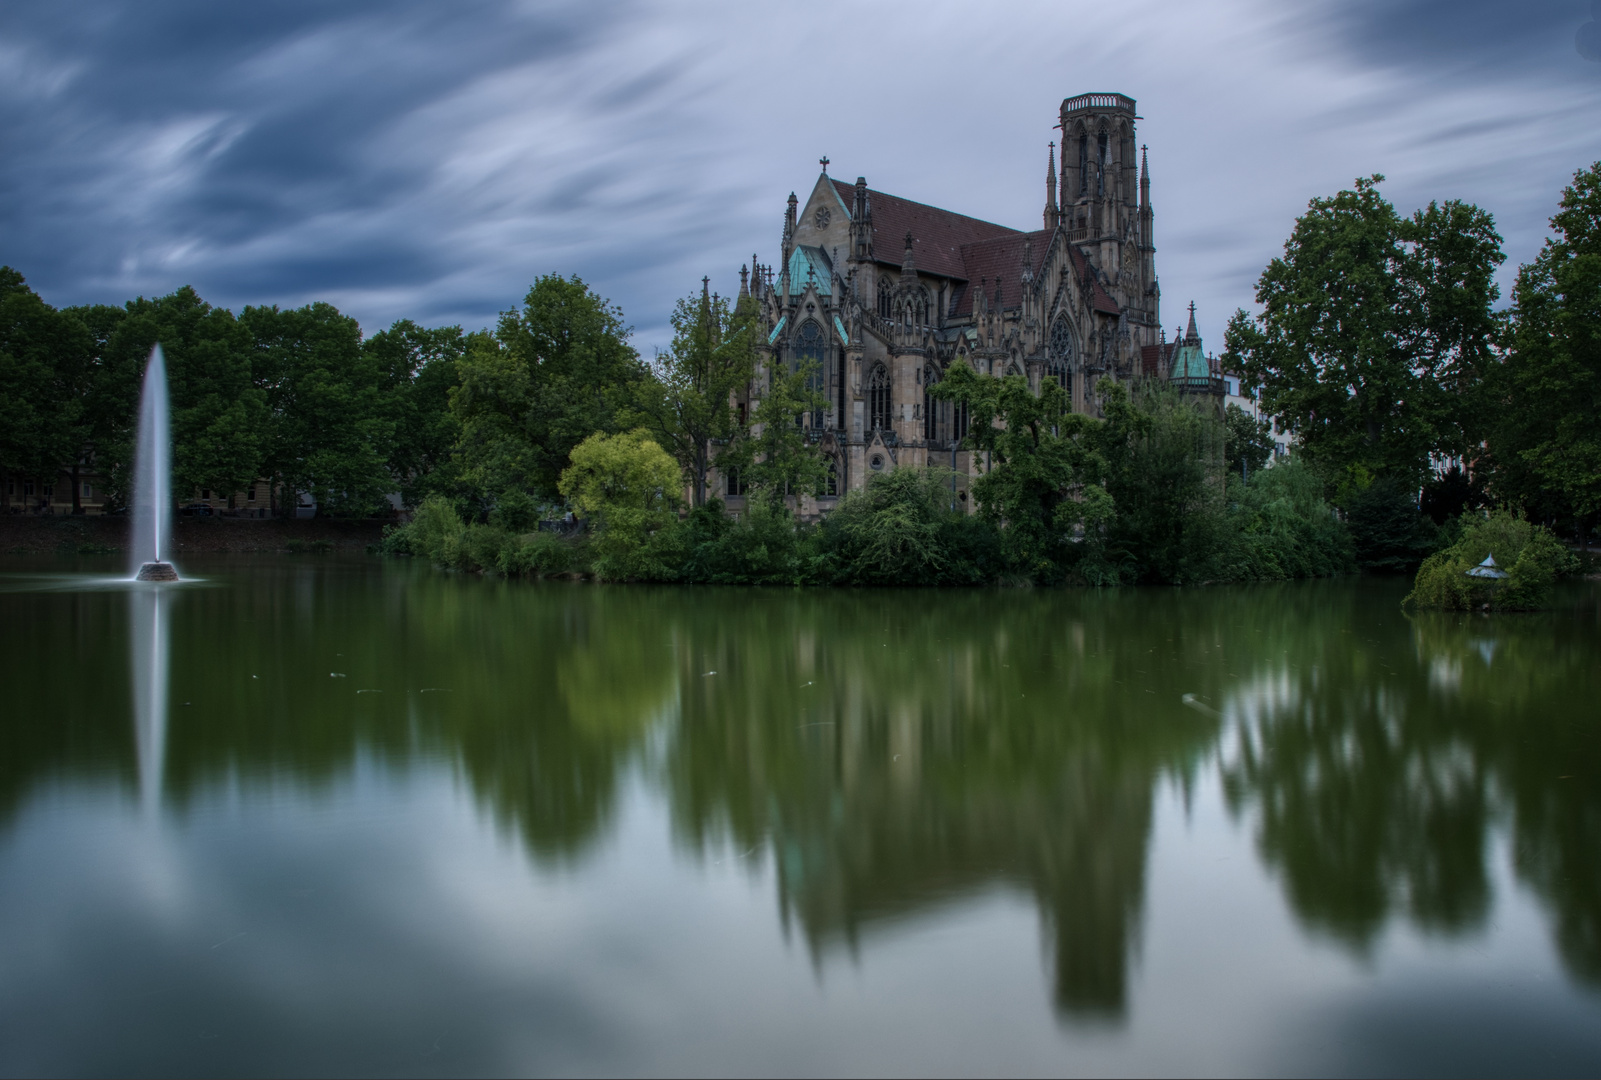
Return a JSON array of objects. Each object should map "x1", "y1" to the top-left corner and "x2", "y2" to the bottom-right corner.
[
  {"x1": 24, "y1": 480, "x2": 35, "y2": 497},
  {"x1": 81, "y1": 482, "x2": 92, "y2": 499},
  {"x1": 726, "y1": 469, "x2": 746, "y2": 497},
  {"x1": 248, "y1": 484, "x2": 258, "y2": 501}
]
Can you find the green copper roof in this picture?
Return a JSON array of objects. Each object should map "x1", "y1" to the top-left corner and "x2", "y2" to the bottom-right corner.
[
  {"x1": 833, "y1": 315, "x2": 848, "y2": 341},
  {"x1": 788, "y1": 246, "x2": 832, "y2": 297},
  {"x1": 1170, "y1": 340, "x2": 1210, "y2": 382}
]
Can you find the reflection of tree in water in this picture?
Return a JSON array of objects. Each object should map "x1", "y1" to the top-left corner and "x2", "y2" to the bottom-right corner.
[
  {"x1": 7, "y1": 567, "x2": 1600, "y2": 1011},
  {"x1": 660, "y1": 587, "x2": 1258, "y2": 1019},
  {"x1": 0, "y1": 564, "x2": 675, "y2": 863},
  {"x1": 1221, "y1": 590, "x2": 1601, "y2": 988}
]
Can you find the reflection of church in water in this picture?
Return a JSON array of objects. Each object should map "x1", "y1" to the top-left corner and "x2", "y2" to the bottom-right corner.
[{"x1": 717, "y1": 91, "x2": 1222, "y2": 512}]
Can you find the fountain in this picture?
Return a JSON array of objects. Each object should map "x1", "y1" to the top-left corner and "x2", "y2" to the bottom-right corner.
[{"x1": 131, "y1": 345, "x2": 178, "y2": 582}]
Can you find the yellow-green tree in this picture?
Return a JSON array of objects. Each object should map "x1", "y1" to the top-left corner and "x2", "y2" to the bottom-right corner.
[{"x1": 558, "y1": 429, "x2": 681, "y2": 580}]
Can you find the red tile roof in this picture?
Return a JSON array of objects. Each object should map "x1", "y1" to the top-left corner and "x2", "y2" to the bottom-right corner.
[
  {"x1": 831, "y1": 179, "x2": 1017, "y2": 280},
  {"x1": 1140, "y1": 341, "x2": 1176, "y2": 378},
  {"x1": 828, "y1": 180, "x2": 1122, "y2": 320},
  {"x1": 950, "y1": 230, "x2": 1049, "y2": 316}
]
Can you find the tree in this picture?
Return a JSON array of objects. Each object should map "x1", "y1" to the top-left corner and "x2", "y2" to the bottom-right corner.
[
  {"x1": 0, "y1": 268, "x2": 91, "y2": 509},
  {"x1": 106, "y1": 287, "x2": 265, "y2": 508},
  {"x1": 1096, "y1": 381, "x2": 1229, "y2": 584},
  {"x1": 454, "y1": 275, "x2": 645, "y2": 507},
  {"x1": 1493, "y1": 161, "x2": 1601, "y2": 540},
  {"x1": 244, "y1": 301, "x2": 391, "y2": 516},
  {"x1": 929, "y1": 361, "x2": 1103, "y2": 578},
  {"x1": 726, "y1": 347, "x2": 829, "y2": 509},
  {"x1": 557, "y1": 429, "x2": 681, "y2": 580},
  {"x1": 1224, "y1": 176, "x2": 1503, "y2": 491},
  {"x1": 1224, "y1": 403, "x2": 1275, "y2": 481},
  {"x1": 363, "y1": 319, "x2": 467, "y2": 508},
  {"x1": 629, "y1": 282, "x2": 757, "y2": 506}
]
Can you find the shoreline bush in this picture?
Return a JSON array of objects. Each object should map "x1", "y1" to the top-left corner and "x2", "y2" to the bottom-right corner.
[{"x1": 1405, "y1": 510, "x2": 1575, "y2": 611}]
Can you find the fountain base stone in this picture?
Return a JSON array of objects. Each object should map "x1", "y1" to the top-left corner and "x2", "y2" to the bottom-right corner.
[{"x1": 136, "y1": 561, "x2": 179, "y2": 582}]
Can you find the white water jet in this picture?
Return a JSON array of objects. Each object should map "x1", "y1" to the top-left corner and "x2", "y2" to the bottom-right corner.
[
  {"x1": 129, "y1": 587, "x2": 170, "y2": 816},
  {"x1": 131, "y1": 345, "x2": 177, "y2": 581}
]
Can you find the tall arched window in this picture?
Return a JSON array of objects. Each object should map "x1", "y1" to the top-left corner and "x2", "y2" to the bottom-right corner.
[
  {"x1": 1077, "y1": 131, "x2": 1088, "y2": 195},
  {"x1": 1097, "y1": 131, "x2": 1109, "y2": 196},
  {"x1": 923, "y1": 362, "x2": 942, "y2": 442},
  {"x1": 836, "y1": 347, "x2": 846, "y2": 429},
  {"x1": 868, "y1": 364, "x2": 891, "y2": 432},
  {"x1": 1048, "y1": 315, "x2": 1076, "y2": 403},
  {"x1": 877, "y1": 278, "x2": 892, "y2": 319},
  {"x1": 795, "y1": 320, "x2": 825, "y2": 429},
  {"x1": 824, "y1": 456, "x2": 839, "y2": 496}
]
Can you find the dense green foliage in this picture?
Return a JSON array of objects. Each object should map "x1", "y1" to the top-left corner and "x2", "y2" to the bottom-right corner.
[
  {"x1": 1223, "y1": 175, "x2": 1504, "y2": 492},
  {"x1": 1406, "y1": 510, "x2": 1575, "y2": 611},
  {"x1": 385, "y1": 384, "x2": 1352, "y2": 588},
  {"x1": 8, "y1": 159, "x2": 1599, "y2": 598},
  {"x1": 628, "y1": 286, "x2": 758, "y2": 506},
  {"x1": 1488, "y1": 162, "x2": 1601, "y2": 542}
]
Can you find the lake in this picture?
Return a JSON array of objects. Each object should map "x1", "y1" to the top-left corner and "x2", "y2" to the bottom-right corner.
[{"x1": 1, "y1": 557, "x2": 1598, "y2": 1077}]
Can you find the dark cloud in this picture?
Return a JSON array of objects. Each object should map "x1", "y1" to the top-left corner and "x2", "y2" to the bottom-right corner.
[
  {"x1": 4, "y1": 0, "x2": 1601, "y2": 355},
  {"x1": 1324, "y1": 0, "x2": 1598, "y2": 72},
  {"x1": 0, "y1": 0, "x2": 623, "y2": 325}
]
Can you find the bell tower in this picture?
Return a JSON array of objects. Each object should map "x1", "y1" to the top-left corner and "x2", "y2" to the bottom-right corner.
[{"x1": 1057, "y1": 92, "x2": 1157, "y2": 347}]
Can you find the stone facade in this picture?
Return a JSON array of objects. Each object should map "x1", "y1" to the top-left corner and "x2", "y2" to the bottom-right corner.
[{"x1": 717, "y1": 92, "x2": 1177, "y2": 515}]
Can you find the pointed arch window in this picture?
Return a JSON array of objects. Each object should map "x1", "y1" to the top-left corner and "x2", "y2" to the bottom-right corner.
[
  {"x1": 795, "y1": 320, "x2": 825, "y2": 429},
  {"x1": 877, "y1": 277, "x2": 892, "y2": 319},
  {"x1": 1048, "y1": 315, "x2": 1076, "y2": 402},
  {"x1": 923, "y1": 362, "x2": 942, "y2": 442},
  {"x1": 1078, "y1": 132, "x2": 1089, "y2": 195},
  {"x1": 824, "y1": 456, "x2": 839, "y2": 496},
  {"x1": 868, "y1": 364, "x2": 891, "y2": 432}
]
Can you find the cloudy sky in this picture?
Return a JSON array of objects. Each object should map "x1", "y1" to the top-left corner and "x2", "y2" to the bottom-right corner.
[{"x1": 4, "y1": 0, "x2": 1601, "y2": 353}]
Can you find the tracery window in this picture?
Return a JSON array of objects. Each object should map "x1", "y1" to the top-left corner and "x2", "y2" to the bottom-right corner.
[
  {"x1": 1048, "y1": 316, "x2": 1076, "y2": 402},
  {"x1": 795, "y1": 320, "x2": 825, "y2": 429},
  {"x1": 923, "y1": 362, "x2": 943, "y2": 442},
  {"x1": 1078, "y1": 132, "x2": 1088, "y2": 195},
  {"x1": 868, "y1": 364, "x2": 891, "y2": 432},
  {"x1": 824, "y1": 456, "x2": 839, "y2": 496},
  {"x1": 878, "y1": 277, "x2": 892, "y2": 319}
]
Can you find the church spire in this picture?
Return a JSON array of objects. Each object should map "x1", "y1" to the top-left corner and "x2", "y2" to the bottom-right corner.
[
  {"x1": 1185, "y1": 301, "x2": 1199, "y2": 344},
  {"x1": 739, "y1": 264, "x2": 749, "y2": 298},
  {"x1": 1044, "y1": 141, "x2": 1059, "y2": 230}
]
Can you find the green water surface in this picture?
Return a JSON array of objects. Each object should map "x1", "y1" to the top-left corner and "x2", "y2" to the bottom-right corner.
[{"x1": 0, "y1": 557, "x2": 1598, "y2": 1076}]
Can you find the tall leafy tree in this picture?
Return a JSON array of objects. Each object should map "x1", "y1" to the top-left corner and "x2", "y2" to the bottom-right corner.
[
  {"x1": 0, "y1": 268, "x2": 90, "y2": 508},
  {"x1": 364, "y1": 319, "x2": 467, "y2": 508},
  {"x1": 930, "y1": 361, "x2": 1103, "y2": 578},
  {"x1": 1224, "y1": 176, "x2": 1503, "y2": 490},
  {"x1": 1493, "y1": 162, "x2": 1601, "y2": 538},
  {"x1": 630, "y1": 283, "x2": 758, "y2": 506},
  {"x1": 245, "y1": 302, "x2": 391, "y2": 516},
  {"x1": 104, "y1": 286, "x2": 265, "y2": 506},
  {"x1": 453, "y1": 275, "x2": 644, "y2": 507},
  {"x1": 66, "y1": 303, "x2": 139, "y2": 510}
]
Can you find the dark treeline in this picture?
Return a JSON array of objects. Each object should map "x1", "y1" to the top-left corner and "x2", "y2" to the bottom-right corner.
[{"x1": 5, "y1": 161, "x2": 1600, "y2": 587}]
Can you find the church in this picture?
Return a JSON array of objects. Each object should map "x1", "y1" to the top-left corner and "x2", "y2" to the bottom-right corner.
[{"x1": 716, "y1": 91, "x2": 1220, "y2": 513}]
